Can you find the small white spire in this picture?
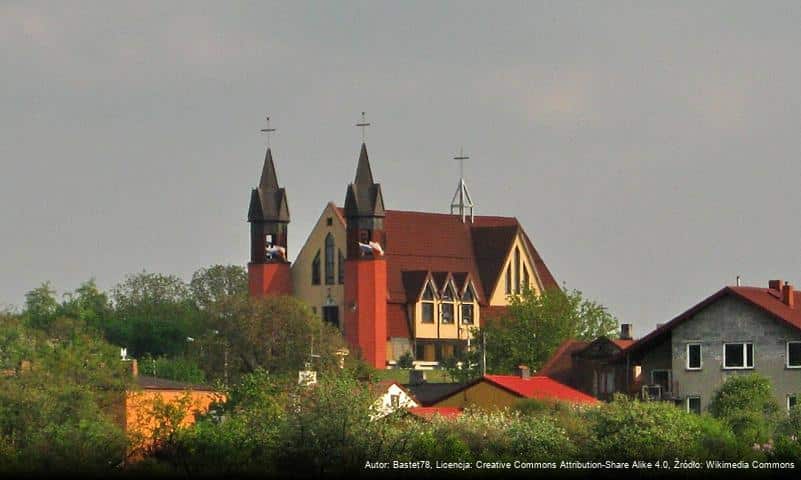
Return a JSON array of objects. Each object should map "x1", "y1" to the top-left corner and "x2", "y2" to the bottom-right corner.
[{"x1": 450, "y1": 147, "x2": 475, "y2": 223}]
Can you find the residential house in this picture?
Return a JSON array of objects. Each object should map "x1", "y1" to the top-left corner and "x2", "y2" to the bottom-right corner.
[
  {"x1": 370, "y1": 380, "x2": 419, "y2": 419},
  {"x1": 432, "y1": 366, "x2": 598, "y2": 410},
  {"x1": 618, "y1": 280, "x2": 801, "y2": 414}
]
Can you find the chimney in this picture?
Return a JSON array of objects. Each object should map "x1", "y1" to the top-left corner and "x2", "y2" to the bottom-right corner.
[
  {"x1": 130, "y1": 359, "x2": 138, "y2": 377},
  {"x1": 409, "y1": 370, "x2": 427, "y2": 385},
  {"x1": 736, "y1": 275, "x2": 741, "y2": 287},
  {"x1": 783, "y1": 282, "x2": 795, "y2": 308},
  {"x1": 515, "y1": 364, "x2": 531, "y2": 379},
  {"x1": 620, "y1": 323, "x2": 633, "y2": 340},
  {"x1": 769, "y1": 279, "x2": 783, "y2": 292}
]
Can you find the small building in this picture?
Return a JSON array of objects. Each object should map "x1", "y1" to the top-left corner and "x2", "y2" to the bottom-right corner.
[
  {"x1": 617, "y1": 280, "x2": 801, "y2": 414},
  {"x1": 370, "y1": 380, "x2": 419, "y2": 419},
  {"x1": 432, "y1": 367, "x2": 598, "y2": 410}
]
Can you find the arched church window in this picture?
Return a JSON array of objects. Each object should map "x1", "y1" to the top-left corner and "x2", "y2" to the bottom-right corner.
[
  {"x1": 338, "y1": 249, "x2": 345, "y2": 284},
  {"x1": 325, "y1": 234, "x2": 335, "y2": 285},
  {"x1": 421, "y1": 282, "x2": 435, "y2": 323},
  {"x1": 312, "y1": 250, "x2": 321, "y2": 285},
  {"x1": 441, "y1": 282, "x2": 455, "y2": 324}
]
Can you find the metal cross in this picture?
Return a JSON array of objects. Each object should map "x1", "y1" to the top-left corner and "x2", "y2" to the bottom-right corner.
[
  {"x1": 355, "y1": 112, "x2": 370, "y2": 142},
  {"x1": 454, "y1": 147, "x2": 469, "y2": 179},
  {"x1": 260, "y1": 115, "x2": 276, "y2": 147}
]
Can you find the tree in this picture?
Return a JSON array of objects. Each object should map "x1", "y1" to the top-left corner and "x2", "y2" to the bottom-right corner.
[
  {"x1": 708, "y1": 373, "x2": 780, "y2": 445},
  {"x1": 190, "y1": 265, "x2": 248, "y2": 311},
  {"x1": 23, "y1": 282, "x2": 59, "y2": 330},
  {"x1": 482, "y1": 286, "x2": 618, "y2": 374},
  {"x1": 201, "y1": 295, "x2": 346, "y2": 381},
  {"x1": 107, "y1": 272, "x2": 202, "y2": 357},
  {"x1": 60, "y1": 279, "x2": 111, "y2": 331}
]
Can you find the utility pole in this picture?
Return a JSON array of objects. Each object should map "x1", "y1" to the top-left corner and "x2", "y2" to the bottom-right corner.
[{"x1": 482, "y1": 332, "x2": 487, "y2": 376}]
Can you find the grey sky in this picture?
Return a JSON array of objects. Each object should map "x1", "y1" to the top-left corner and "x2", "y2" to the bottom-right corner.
[{"x1": 2, "y1": 1, "x2": 800, "y2": 336}]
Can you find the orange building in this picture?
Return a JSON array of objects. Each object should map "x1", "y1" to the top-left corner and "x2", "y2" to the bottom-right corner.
[{"x1": 123, "y1": 361, "x2": 222, "y2": 460}]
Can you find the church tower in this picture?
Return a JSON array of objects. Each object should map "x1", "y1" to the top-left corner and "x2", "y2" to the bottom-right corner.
[
  {"x1": 247, "y1": 147, "x2": 293, "y2": 297},
  {"x1": 343, "y1": 142, "x2": 388, "y2": 368}
]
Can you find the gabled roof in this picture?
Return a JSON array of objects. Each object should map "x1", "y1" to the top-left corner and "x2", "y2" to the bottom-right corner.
[
  {"x1": 328, "y1": 206, "x2": 559, "y2": 304},
  {"x1": 436, "y1": 375, "x2": 598, "y2": 405},
  {"x1": 538, "y1": 339, "x2": 588, "y2": 380},
  {"x1": 403, "y1": 382, "x2": 466, "y2": 406},
  {"x1": 621, "y1": 285, "x2": 801, "y2": 359}
]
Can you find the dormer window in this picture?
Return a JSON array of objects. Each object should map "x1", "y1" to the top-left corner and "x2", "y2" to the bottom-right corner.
[
  {"x1": 461, "y1": 286, "x2": 475, "y2": 324},
  {"x1": 441, "y1": 282, "x2": 455, "y2": 324},
  {"x1": 421, "y1": 282, "x2": 435, "y2": 323}
]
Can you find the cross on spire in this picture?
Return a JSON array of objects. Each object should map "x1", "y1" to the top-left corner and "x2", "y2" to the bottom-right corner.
[
  {"x1": 454, "y1": 147, "x2": 469, "y2": 179},
  {"x1": 355, "y1": 112, "x2": 370, "y2": 142},
  {"x1": 260, "y1": 115, "x2": 276, "y2": 147}
]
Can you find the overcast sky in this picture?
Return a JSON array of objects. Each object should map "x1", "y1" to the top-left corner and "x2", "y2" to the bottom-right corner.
[{"x1": 2, "y1": 1, "x2": 800, "y2": 335}]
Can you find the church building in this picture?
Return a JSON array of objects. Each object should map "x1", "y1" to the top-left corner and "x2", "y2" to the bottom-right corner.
[{"x1": 247, "y1": 136, "x2": 559, "y2": 369}]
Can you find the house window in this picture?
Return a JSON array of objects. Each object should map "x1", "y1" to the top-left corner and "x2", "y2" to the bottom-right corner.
[
  {"x1": 322, "y1": 306, "x2": 339, "y2": 328},
  {"x1": 787, "y1": 342, "x2": 801, "y2": 368},
  {"x1": 461, "y1": 287, "x2": 474, "y2": 324},
  {"x1": 687, "y1": 343, "x2": 702, "y2": 370},
  {"x1": 505, "y1": 266, "x2": 512, "y2": 295},
  {"x1": 651, "y1": 369, "x2": 672, "y2": 395},
  {"x1": 686, "y1": 396, "x2": 701, "y2": 414},
  {"x1": 441, "y1": 283, "x2": 455, "y2": 324},
  {"x1": 390, "y1": 394, "x2": 400, "y2": 408},
  {"x1": 324, "y1": 234, "x2": 335, "y2": 285},
  {"x1": 514, "y1": 247, "x2": 521, "y2": 293},
  {"x1": 723, "y1": 342, "x2": 754, "y2": 369},
  {"x1": 311, "y1": 250, "x2": 321, "y2": 285},
  {"x1": 326, "y1": 217, "x2": 333, "y2": 226},
  {"x1": 421, "y1": 283, "x2": 435, "y2": 323},
  {"x1": 599, "y1": 369, "x2": 615, "y2": 394},
  {"x1": 338, "y1": 250, "x2": 345, "y2": 284},
  {"x1": 788, "y1": 394, "x2": 798, "y2": 412}
]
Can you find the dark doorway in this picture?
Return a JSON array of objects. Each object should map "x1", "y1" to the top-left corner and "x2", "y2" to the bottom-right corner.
[{"x1": 322, "y1": 306, "x2": 339, "y2": 329}]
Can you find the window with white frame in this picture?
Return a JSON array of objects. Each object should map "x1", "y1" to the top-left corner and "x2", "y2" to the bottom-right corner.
[
  {"x1": 686, "y1": 343, "x2": 702, "y2": 370},
  {"x1": 686, "y1": 396, "x2": 701, "y2": 414},
  {"x1": 421, "y1": 283, "x2": 435, "y2": 324},
  {"x1": 441, "y1": 282, "x2": 455, "y2": 324},
  {"x1": 461, "y1": 286, "x2": 474, "y2": 324},
  {"x1": 787, "y1": 341, "x2": 801, "y2": 368},
  {"x1": 723, "y1": 342, "x2": 754, "y2": 369},
  {"x1": 788, "y1": 394, "x2": 798, "y2": 412}
]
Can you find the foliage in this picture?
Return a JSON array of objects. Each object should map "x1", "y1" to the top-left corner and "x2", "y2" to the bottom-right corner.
[
  {"x1": 708, "y1": 373, "x2": 780, "y2": 445},
  {"x1": 23, "y1": 282, "x2": 59, "y2": 330},
  {"x1": 138, "y1": 354, "x2": 206, "y2": 384},
  {"x1": 189, "y1": 264, "x2": 248, "y2": 311},
  {"x1": 482, "y1": 286, "x2": 618, "y2": 373},
  {"x1": 396, "y1": 350, "x2": 414, "y2": 369},
  {"x1": 441, "y1": 346, "x2": 483, "y2": 384}
]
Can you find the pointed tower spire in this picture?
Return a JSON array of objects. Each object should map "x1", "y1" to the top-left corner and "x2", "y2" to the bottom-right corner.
[
  {"x1": 450, "y1": 147, "x2": 475, "y2": 223},
  {"x1": 259, "y1": 148, "x2": 280, "y2": 191},
  {"x1": 354, "y1": 143, "x2": 374, "y2": 185}
]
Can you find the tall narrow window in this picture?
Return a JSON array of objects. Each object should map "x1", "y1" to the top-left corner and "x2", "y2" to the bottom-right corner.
[
  {"x1": 461, "y1": 287, "x2": 474, "y2": 324},
  {"x1": 505, "y1": 266, "x2": 512, "y2": 295},
  {"x1": 687, "y1": 343, "x2": 702, "y2": 370},
  {"x1": 686, "y1": 396, "x2": 701, "y2": 414},
  {"x1": 338, "y1": 250, "x2": 345, "y2": 284},
  {"x1": 514, "y1": 247, "x2": 521, "y2": 293},
  {"x1": 522, "y1": 264, "x2": 529, "y2": 290},
  {"x1": 787, "y1": 341, "x2": 801, "y2": 368},
  {"x1": 311, "y1": 250, "x2": 321, "y2": 285},
  {"x1": 788, "y1": 394, "x2": 798, "y2": 412},
  {"x1": 324, "y1": 234, "x2": 335, "y2": 285},
  {"x1": 441, "y1": 283, "x2": 455, "y2": 324},
  {"x1": 421, "y1": 283, "x2": 435, "y2": 323}
]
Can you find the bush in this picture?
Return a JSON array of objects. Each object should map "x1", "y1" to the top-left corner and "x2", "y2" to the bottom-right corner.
[{"x1": 708, "y1": 373, "x2": 780, "y2": 445}]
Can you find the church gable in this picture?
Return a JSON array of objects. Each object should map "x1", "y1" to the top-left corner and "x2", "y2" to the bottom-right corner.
[{"x1": 486, "y1": 231, "x2": 547, "y2": 306}]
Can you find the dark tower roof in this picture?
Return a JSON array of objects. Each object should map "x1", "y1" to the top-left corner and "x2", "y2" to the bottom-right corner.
[
  {"x1": 248, "y1": 148, "x2": 290, "y2": 223},
  {"x1": 344, "y1": 143, "x2": 385, "y2": 218}
]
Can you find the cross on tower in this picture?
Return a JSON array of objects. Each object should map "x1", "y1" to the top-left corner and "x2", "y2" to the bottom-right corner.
[
  {"x1": 355, "y1": 112, "x2": 370, "y2": 142},
  {"x1": 454, "y1": 147, "x2": 469, "y2": 179},
  {"x1": 260, "y1": 115, "x2": 276, "y2": 147}
]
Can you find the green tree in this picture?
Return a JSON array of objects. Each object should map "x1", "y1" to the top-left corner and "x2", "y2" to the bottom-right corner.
[
  {"x1": 482, "y1": 286, "x2": 618, "y2": 373},
  {"x1": 60, "y1": 279, "x2": 111, "y2": 331},
  {"x1": 190, "y1": 265, "x2": 248, "y2": 311},
  {"x1": 708, "y1": 373, "x2": 780, "y2": 445},
  {"x1": 107, "y1": 271, "x2": 201, "y2": 357},
  {"x1": 23, "y1": 282, "x2": 59, "y2": 330}
]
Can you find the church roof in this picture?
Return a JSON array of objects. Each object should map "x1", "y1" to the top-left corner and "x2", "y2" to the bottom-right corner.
[
  {"x1": 333, "y1": 207, "x2": 558, "y2": 304},
  {"x1": 248, "y1": 148, "x2": 290, "y2": 223},
  {"x1": 344, "y1": 144, "x2": 385, "y2": 218}
]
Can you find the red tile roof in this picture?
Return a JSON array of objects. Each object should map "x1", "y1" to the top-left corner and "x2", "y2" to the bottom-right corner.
[
  {"x1": 334, "y1": 207, "x2": 559, "y2": 304},
  {"x1": 622, "y1": 285, "x2": 801, "y2": 359},
  {"x1": 408, "y1": 406, "x2": 463, "y2": 419},
  {"x1": 537, "y1": 339, "x2": 589, "y2": 383},
  {"x1": 483, "y1": 375, "x2": 598, "y2": 404}
]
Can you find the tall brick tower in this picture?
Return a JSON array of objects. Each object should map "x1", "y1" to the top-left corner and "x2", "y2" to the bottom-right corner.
[
  {"x1": 247, "y1": 147, "x2": 292, "y2": 297},
  {"x1": 343, "y1": 143, "x2": 387, "y2": 368}
]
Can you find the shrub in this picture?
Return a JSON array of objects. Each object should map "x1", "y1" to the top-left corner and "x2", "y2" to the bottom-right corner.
[{"x1": 708, "y1": 373, "x2": 780, "y2": 445}]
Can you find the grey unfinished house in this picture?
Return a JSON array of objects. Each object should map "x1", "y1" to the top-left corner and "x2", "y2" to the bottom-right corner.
[{"x1": 618, "y1": 280, "x2": 801, "y2": 413}]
